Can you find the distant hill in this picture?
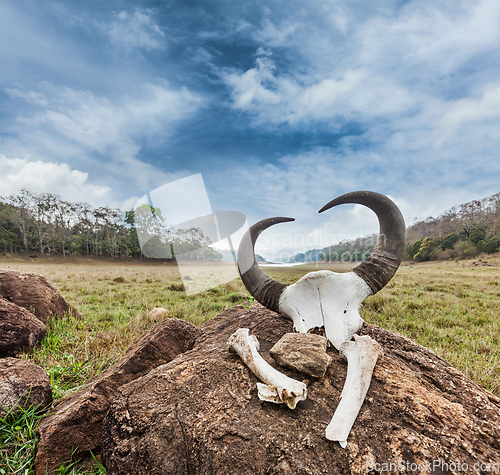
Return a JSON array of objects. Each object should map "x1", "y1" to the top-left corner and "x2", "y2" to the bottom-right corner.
[
  {"x1": 287, "y1": 238, "x2": 376, "y2": 264},
  {"x1": 286, "y1": 192, "x2": 500, "y2": 263},
  {"x1": 403, "y1": 192, "x2": 500, "y2": 261},
  {"x1": 288, "y1": 249, "x2": 324, "y2": 263}
]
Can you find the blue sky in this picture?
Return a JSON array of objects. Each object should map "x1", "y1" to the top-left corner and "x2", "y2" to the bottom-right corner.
[{"x1": 1, "y1": 0, "x2": 500, "y2": 253}]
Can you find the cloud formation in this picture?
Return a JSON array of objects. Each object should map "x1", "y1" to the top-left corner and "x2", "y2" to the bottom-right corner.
[
  {"x1": 0, "y1": 155, "x2": 111, "y2": 206},
  {"x1": 0, "y1": 0, "x2": 499, "y2": 250},
  {"x1": 2, "y1": 80, "x2": 202, "y2": 193},
  {"x1": 101, "y1": 10, "x2": 165, "y2": 52}
]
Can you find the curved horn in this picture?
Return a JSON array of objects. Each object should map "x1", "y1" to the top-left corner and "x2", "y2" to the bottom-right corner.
[
  {"x1": 238, "y1": 217, "x2": 294, "y2": 312},
  {"x1": 319, "y1": 191, "x2": 406, "y2": 294}
]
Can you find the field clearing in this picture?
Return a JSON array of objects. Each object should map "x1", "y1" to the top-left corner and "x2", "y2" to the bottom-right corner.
[
  {"x1": 1, "y1": 255, "x2": 498, "y2": 397},
  {"x1": 1, "y1": 255, "x2": 499, "y2": 473},
  {"x1": 1, "y1": 255, "x2": 499, "y2": 397}
]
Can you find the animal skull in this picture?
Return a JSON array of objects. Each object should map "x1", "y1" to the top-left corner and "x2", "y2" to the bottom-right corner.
[{"x1": 236, "y1": 191, "x2": 405, "y2": 447}]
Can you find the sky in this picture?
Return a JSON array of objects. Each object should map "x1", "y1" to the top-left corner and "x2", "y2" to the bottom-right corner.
[{"x1": 1, "y1": 0, "x2": 500, "y2": 256}]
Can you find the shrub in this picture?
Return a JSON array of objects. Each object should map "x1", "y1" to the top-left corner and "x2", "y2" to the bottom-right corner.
[
  {"x1": 469, "y1": 226, "x2": 486, "y2": 245},
  {"x1": 168, "y1": 282, "x2": 185, "y2": 292},
  {"x1": 441, "y1": 233, "x2": 459, "y2": 250},
  {"x1": 484, "y1": 236, "x2": 500, "y2": 254},
  {"x1": 410, "y1": 237, "x2": 437, "y2": 262}
]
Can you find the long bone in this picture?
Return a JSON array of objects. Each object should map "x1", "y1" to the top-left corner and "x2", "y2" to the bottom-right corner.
[
  {"x1": 325, "y1": 334, "x2": 383, "y2": 447},
  {"x1": 228, "y1": 328, "x2": 307, "y2": 409},
  {"x1": 236, "y1": 191, "x2": 405, "y2": 445}
]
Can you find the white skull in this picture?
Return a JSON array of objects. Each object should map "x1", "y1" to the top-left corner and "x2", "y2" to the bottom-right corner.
[{"x1": 279, "y1": 270, "x2": 371, "y2": 350}]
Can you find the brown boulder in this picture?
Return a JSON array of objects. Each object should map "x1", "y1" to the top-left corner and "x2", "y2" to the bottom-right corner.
[
  {"x1": 270, "y1": 332, "x2": 332, "y2": 378},
  {"x1": 0, "y1": 270, "x2": 81, "y2": 324},
  {"x1": 35, "y1": 317, "x2": 200, "y2": 475},
  {"x1": 0, "y1": 297, "x2": 47, "y2": 357},
  {"x1": 102, "y1": 304, "x2": 500, "y2": 475},
  {"x1": 0, "y1": 358, "x2": 52, "y2": 418}
]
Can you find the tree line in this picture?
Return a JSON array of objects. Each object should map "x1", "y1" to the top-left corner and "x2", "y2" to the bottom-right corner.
[
  {"x1": 0, "y1": 190, "x2": 222, "y2": 260},
  {"x1": 405, "y1": 192, "x2": 500, "y2": 261},
  {"x1": 287, "y1": 192, "x2": 500, "y2": 264}
]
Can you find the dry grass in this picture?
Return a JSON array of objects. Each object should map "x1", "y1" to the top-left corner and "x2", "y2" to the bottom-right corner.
[
  {"x1": 0, "y1": 256, "x2": 250, "y2": 400},
  {"x1": 362, "y1": 258, "x2": 500, "y2": 395},
  {"x1": 1, "y1": 255, "x2": 499, "y2": 473},
  {"x1": 275, "y1": 258, "x2": 500, "y2": 395},
  {"x1": 2, "y1": 255, "x2": 499, "y2": 395}
]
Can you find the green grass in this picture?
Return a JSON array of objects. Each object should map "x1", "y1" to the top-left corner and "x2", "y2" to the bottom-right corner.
[
  {"x1": 0, "y1": 403, "x2": 43, "y2": 474},
  {"x1": 0, "y1": 256, "x2": 499, "y2": 472},
  {"x1": 360, "y1": 261, "x2": 500, "y2": 394}
]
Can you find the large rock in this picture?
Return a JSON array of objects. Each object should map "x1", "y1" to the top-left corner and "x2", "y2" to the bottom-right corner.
[
  {"x1": 102, "y1": 304, "x2": 500, "y2": 475},
  {"x1": 35, "y1": 317, "x2": 200, "y2": 475},
  {"x1": 270, "y1": 332, "x2": 332, "y2": 378},
  {"x1": 0, "y1": 297, "x2": 47, "y2": 357},
  {"x1": 0, "y1": 358, "x2": 52, "y2": 418},
  {"x1": 0, "y1": 270, "x2": 81, "y2": 324}
]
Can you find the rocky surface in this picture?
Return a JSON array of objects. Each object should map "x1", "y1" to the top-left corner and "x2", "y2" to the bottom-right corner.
[
  {"x1": 35, "y1": 317, "x2": 199, "y2": 475},
  {"x1": 0, "y1": 297, "x2": 47, "y2": 356},
  {"x1": 270, "y1": 332, "x2": 332, "y2": 378},
  {"x1": 0, "y1": 269, "x2": 81, "y2": 324},
  {"x1": 102, "y1": 304, "x2": 500, "y2": 475},
  {"x1": 0, "y1": 358, "x2": 52, "y2": 418}
]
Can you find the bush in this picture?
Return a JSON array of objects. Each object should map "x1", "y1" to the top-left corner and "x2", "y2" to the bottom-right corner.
[
  {"x1": 441, "y1": 233, "x2": 459, "y2": 250},
  {"x1": 469, "y1": 226, "x2": 486, "y2": 245},
  {"x1": 407, "y1": 237, "x2": 437, "y2": 262},
  {"x1": 168, "y1": 282, "x2": 185, "y2": 292},
  {"x1": 484, "y1": 237, "x2": 500, "y2": 254}
]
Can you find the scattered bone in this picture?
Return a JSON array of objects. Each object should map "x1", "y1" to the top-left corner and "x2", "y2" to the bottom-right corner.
[
  {"x1": 228, "y1": 328, "x2": 307, "y2": 409},
  {"x1": 325, "y1": 335, "x2": 383, "y2": 447},
  {"x1": 270, "y1": 333, "x2": 332, "y2": 378}
]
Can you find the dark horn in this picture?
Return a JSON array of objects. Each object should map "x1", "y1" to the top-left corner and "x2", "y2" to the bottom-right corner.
[
  {"x1": 319, "y1": 191, "x2": 406, "y2": 294},
  {"x1": 237, "y1": 217, "x2": 294, "y2": 312}
]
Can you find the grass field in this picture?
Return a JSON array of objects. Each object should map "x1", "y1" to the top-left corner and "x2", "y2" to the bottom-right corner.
[{"x1": 1, "y1": 255, "x2": 499, "y2": 473}]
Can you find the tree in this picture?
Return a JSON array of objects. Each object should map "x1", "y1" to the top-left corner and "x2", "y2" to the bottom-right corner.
[
  {"x1": 484, "y1": 237, "x2": 500, "y2": 254},
  {"x1": 3, "y1": 189, "x2": 34, "y2": 252},
  {"x1": 31, "y1": 193, "x2": 59, "y2": 255},
  {"x1": 440, "y1": 233, "x2": 459, "y2": 250},
  {"x1": 468, "y1": 226, "x2": 486, "y2": 246}
]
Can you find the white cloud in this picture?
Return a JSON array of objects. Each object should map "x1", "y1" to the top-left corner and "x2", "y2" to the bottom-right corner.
[
  {"x1": 24, "y1": 83, "x2": 200, "y2": 152},
  {"x1": 4, "y1": 88, "x2": 48, "y2": 107},
  {"x1": 225, "y1": 57, "x2": 285, "y2": 111},
  {"x1": 102, "y1": 10, "x2": 165, "y2": 52},
  {"x1": 357, "y1": 0, "x2": 500, "y2": 76},
  {"x1": 2, "y1": 82, "x2": 202, "y2": 191},
  {"x1": 221, "y1": 0, "x2": 500, "y2": 133},
  {"x1": 434, "y1": 81, "x2": 500, "y2": 144},
  {"x1": 223, "y1": 56, "x2": 415, "y2": 127},
  {"x1": 0, "y1": 155, "x2": 111, "y2": 206}
]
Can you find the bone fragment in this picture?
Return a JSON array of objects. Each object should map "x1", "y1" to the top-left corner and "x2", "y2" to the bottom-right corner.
[
  {"x1": 325, "y1": 334, "x2": 383, "y2": 447},
  {"x1": 270, "y1": 333, "x2": 332, "y2": 378},
  {"x1": 228, "y1": 328, "x2": 307, "y2": 409}
]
